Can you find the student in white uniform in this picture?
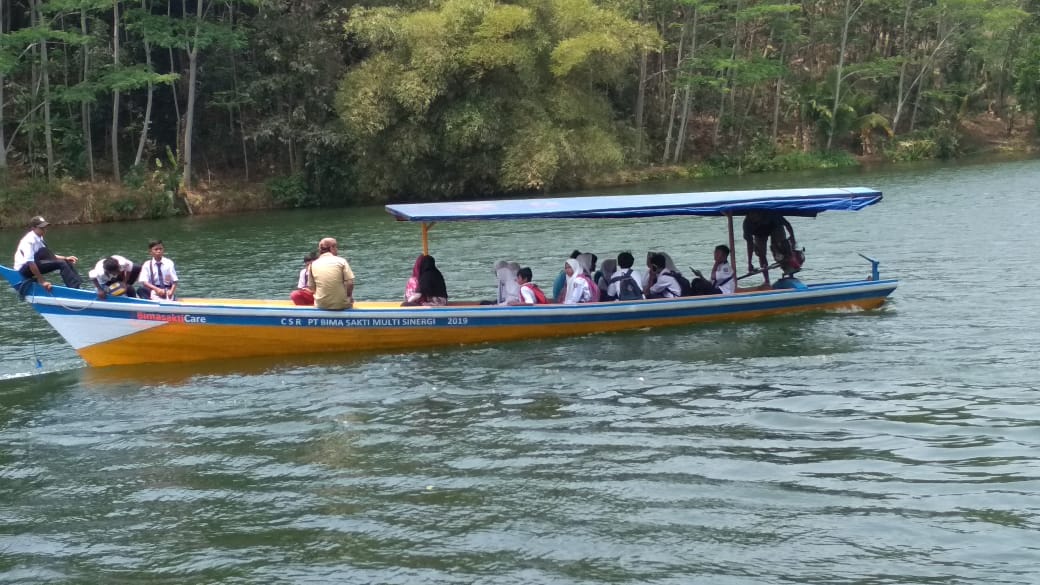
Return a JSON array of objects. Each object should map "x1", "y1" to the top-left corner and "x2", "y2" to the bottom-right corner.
[
  {"x1": 138, "y1": 239, "x2": 179, "y2": 300},
  {"x1": 88, "y1": 255, "x2": 141, "y2": 299},
  {"x1": 711, "y1": 245, "x2": 736, "y2": 294}
]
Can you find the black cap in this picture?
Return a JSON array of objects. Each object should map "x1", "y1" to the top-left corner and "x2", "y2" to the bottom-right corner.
[{"x1": 30, "y1": 216, "x2": 50, "y2": 228}]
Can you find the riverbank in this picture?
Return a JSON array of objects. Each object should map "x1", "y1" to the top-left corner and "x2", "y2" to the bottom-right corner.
[{"x1": 1, "y1": 112, "x2": 1033, "y2": 231}]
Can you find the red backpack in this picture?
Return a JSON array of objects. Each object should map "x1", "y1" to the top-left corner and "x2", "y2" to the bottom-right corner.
[{"x1": 521, "y1": 282, "x2": 549, "y2": 304}]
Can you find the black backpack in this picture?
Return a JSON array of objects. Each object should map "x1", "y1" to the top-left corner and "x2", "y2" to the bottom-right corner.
[
  {"x1": 664, "y1": 270, "x2": 694, "y2": 297},
  {"x1": 609, "y1": 270, "x2": 644, "y2": 301}
]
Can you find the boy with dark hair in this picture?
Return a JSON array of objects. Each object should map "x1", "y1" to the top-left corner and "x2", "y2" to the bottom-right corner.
[
  {"x1": 512, "y1": 267, "x2": 548, "y2": 305},
  {"x1": 607, "y1": 251, "x2": 645, "y2": 301},
  {"x1": 645, "y1": 253, "x2": 683, "y2": 298},
  {"x1": 711, "y1": 244, "x2": 735, "y2": 294},
  {"x1": 89, "y1": 255, "x2": 142, "y2": 299},
  {"x1": 138, "y1": 240, "x2": 180, "y2": 300}
]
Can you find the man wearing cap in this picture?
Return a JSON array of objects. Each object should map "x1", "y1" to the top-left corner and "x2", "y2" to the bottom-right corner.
[{"x1": 13, "y1": 216, "x2": 82, "y2": 292}]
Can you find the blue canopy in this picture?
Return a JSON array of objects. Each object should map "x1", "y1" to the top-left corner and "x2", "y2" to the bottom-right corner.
[{"x1": 385, "y1": 187, "x2": 882, "y2": 222}]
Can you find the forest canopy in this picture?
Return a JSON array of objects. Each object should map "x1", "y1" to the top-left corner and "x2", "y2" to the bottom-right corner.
[{"x1": 0, "y1": 0, "x2": 1036, "y2": 204}]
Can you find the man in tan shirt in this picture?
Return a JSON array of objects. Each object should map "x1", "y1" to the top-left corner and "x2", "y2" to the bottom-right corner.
[{"x1": 307, "y1": 237, "x2": 355, "y2": 310}]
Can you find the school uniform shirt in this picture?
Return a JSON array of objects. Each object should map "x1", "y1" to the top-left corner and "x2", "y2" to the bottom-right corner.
[
  {"x1": 140, "y1": 257, "x2": 179, "y2": 290},
  {"x1": 297, "y1": 267, "x2": 309, "y2": 289},
  {"x1": 606, "y1": 268, "x2": 646, "y2": 299},
  {"x1": 713, "y1": 262, "x2": 735, "y2": 294},
  {"x1": 87, "y1": 255, "x2": 134, "y2": 281},
  {"x1": 563, "y1": 275, "x2": 592, "y2": 304},
  {"x1": 519, "y1": 284, "x2": 538, "y2": 304},
  {"x1": 13, "y1": 230, "x2": 46, "y2": 271},
  {"x1": 649, "y1": 271, "x2": 682, "y2": 298}
]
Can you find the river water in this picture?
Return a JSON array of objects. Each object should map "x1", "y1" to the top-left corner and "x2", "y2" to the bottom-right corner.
[{"x1": 1, "y1": 158, "x2": 1038, "y2": 583}]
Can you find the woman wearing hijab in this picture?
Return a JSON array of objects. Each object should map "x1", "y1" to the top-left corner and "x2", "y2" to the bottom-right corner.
[
  {"x1": 562, "y1": 258, "x2": 594, "y2": 304},
  {"x1": 416, "y1": 255, "x2": 448, "y2": 306},
  {"x1": 574, "y1": 253, "x2": 600, "y2": 301},
  {"x1": 404, "y1": 254, "x2": 423, "y2": 304},
  {"x1": 597, "y1": 258, "x2": 617, "y2": 301}
]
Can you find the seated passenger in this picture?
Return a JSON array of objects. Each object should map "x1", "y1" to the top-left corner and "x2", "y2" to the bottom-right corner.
[
  {"x1": 607, "y1": 252, "x2": 645, "y2": 301},
  {"x1": 403, "y1": 254, "x2": 448, "y2": 306},
  {"x1": 711, "y1": 244, "x2": 736, "y2": 294},
  {"x1": 138, "y1": 240, "x2": 179, "y2": 301},
  {"x1": 575, "y1": 252, "x2": 600, "y2": 301},
  {"x1": 596, "y1": 258, "x2": 617, "y2": 301},
  {"x1": 308, "y1": 237, "x2": 354, "y2": 310},
  {"x1": 404, "y1": 254, "x2": 423, "y2": 304},
  {"x1": 553, "y1": 250, "x2": 582, "y2": 302},
  {"x1": 89, "y1": 255, "x2": 142, "y2": 299},
  {"x1": 494, "y1": 260, "x2": 521, "y2": 305},
  {"x1": 562, "y1": 258, "x2": 595, "y2": 304},
  {"x1": 291, "y1": 251, "x2": 318, "y2": 306},
  {"x1": 510, "y1": 267, "x2": 549, "y2": 305},
  {"x1": 645, "y1": 253, "x2": 682, "y2": 299}
]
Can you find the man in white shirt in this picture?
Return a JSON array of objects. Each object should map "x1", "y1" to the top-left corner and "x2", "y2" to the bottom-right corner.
[
  {"x1": 88, "y1": 255, "x2": 141, "y2": 299},
  {"x1": 13, "y1": 216, "x2": 82, "y2": 292}
]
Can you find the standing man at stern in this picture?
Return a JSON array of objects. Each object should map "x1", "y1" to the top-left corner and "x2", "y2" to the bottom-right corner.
[
  {"x1": 308, "y1": 237, "x2": 355, "y2": 310},
  {"x1": 13, "y1": 216, "x2": 82, "y2": 292}
]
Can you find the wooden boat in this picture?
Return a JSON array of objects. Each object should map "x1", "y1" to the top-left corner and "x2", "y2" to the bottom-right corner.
[{"x1": 1, "y1": 187, "x2": 897, "y2": 368}]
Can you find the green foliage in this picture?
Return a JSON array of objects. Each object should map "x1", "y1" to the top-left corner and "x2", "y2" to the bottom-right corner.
[
  {"x1": 337, "y1": 0, "x2": 660, "y2": 198},
  {"x1": 883, "y1": 124, "x2": 962, "y2": 162},
  {"x1": 267, "y1": 174, "x2": 316, "y2": 208}
]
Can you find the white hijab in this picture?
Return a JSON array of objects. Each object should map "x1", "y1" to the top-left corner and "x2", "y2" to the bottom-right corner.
[{"x1": 564, "y1": 258, "x2": 587, "y2": 304}]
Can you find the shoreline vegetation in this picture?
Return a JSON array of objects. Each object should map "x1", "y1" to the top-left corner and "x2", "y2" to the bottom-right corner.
[
  {"x1": 2, "y1": 0, "x2": 1039, "y2": 229},
  {"x1": 1, "y1": 112, "x2": 1032, "y2": 230}
]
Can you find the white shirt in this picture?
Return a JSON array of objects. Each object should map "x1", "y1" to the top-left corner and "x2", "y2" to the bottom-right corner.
[
  {"x1": 649, "y1": 271, "x2": 681, "y2": 298},
  {"x1": 140, "y1": 257, "x2": 178, "y2": 288},
  {"x1": 606, "y1": 268, "x2": 646, "y2": 299},
  {"x1": 88, "y1": 255, "x2": 134, "y2": 281},
  {"x1": 713, "y1": 262, "x2": 735, "y2": 294},
  {"x1": 13, "y1": 230, "x2": 46, "y2": 271},
  {"x1": 518, "y1": 284, "x2": 538, "y2": 304},
  {"x1": 563, "y1": 276, "x2": 592, "y2": 304},
  {"x1": 297, "y1": 267, "x2": 308, "y2": 289}
]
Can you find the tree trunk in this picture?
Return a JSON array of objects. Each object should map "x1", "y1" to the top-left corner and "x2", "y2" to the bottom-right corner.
[
  {"x1": 673, "y1": 6, "x2": 698, "y2": 163},
  {"x1": 36, "y1": 0, "x2": 54, "y2": 181},
  {"x1": 134, "y1": 0, "x2": 153, "y2": 167},
  {"x1": 81, "y1": 7, "x2": 94, "y2": 180},
  {"x1": 771, "y1": 36, "x2": 787, "y2": 144},
  {"x1": 111, "y1": 0, "x2": 121, "y2": 181},
  {"x1": 827, "y1": 0, "x2": 863, "y2": 150},
  {"x1": 662, "y1": 9, "x2": 690, "y2": 163},
  {"x1": 169, "y1": 1, "x2": 181, "y2": 163},
  {"x1": 183, "y1": 0, "x2": 203, "y2": 190},
  {"x1": 633, "y1": 0, "x2": 648, "y2": 162},
  {"x1": 0, "y1": 0, "x2": 7, "y2": 170}
]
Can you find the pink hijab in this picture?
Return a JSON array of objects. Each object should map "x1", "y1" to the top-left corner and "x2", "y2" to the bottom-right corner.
[{"x1": 404, "y1": 255, "x2": 423, "y2": 303}]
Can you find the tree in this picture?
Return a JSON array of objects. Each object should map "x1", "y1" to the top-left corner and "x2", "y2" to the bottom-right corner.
[{"x1": 337, "y1": 0, "x2": 659, "y2": 198}]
